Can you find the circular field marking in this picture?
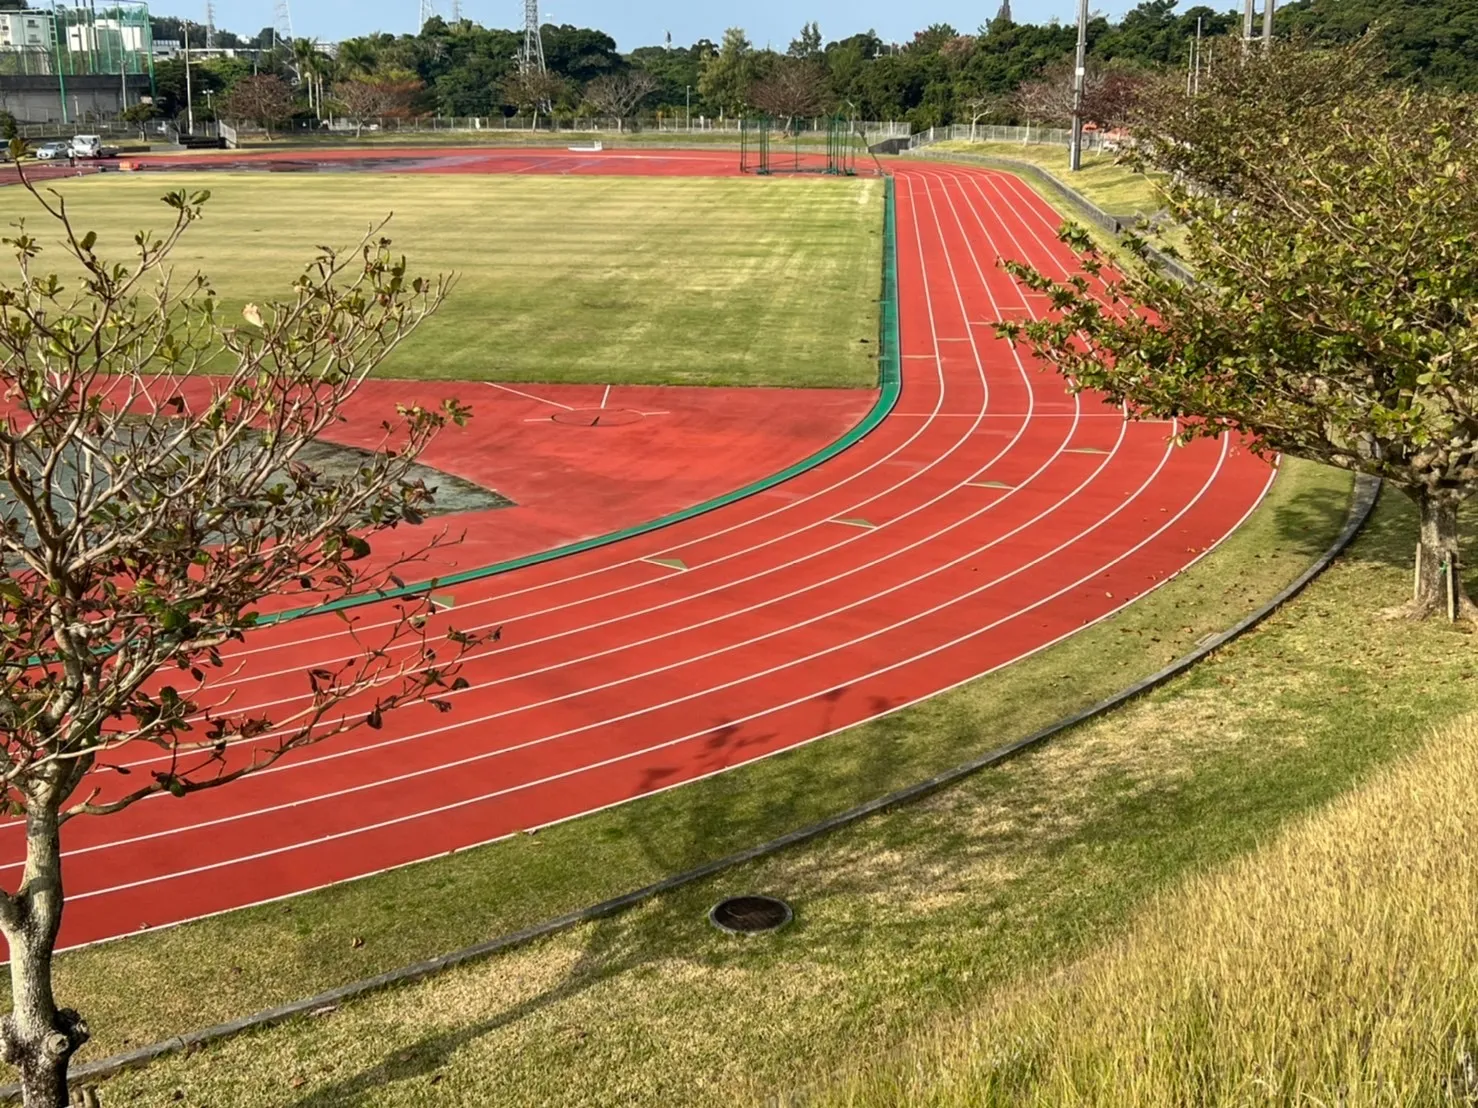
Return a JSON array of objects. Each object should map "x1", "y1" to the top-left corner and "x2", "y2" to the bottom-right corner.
[{"x1": 549, "y1": 408, "x2": 646, "y2": 427}]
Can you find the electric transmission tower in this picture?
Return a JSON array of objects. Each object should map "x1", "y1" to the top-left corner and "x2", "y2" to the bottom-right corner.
[
  {"x1": 519, "y1": 0, "x2": 546, "y2": 74},
  {"x1": 451, "y1": 0, "x2": 462, "y2": 21},
  {"x1": 419, "y1": 0, "x2": 437, "y2": 28},
  {"x1": 204, "y1": 0, "x2": 216, "y2": 49},
  {"x1": 273, "y1": 0, "x2": 293, "y2": 43}
]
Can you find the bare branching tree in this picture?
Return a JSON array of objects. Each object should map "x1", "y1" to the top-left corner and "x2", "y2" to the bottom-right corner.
[
  {"x1": 746, "y1": 60, "x2": 830, "y2": 132},
  {"x1": 219, "y1": 74, "x2": 294, "y2": 140},
  {"x1": 0, "y1": 145, "x2": 491, "y2": 1104},
  {"x1": 582, "y1": 71, "x2": 660, "y2": 132},
  {"x1": 961, "y1": 93, "x2": 1012, "y2": 141},
  {"x1": 1012, "y1": 58, "x2": 1147, "y2": 130},
  {"x1": 332, "y1": 78, "x2": 424, "y2": 138}
]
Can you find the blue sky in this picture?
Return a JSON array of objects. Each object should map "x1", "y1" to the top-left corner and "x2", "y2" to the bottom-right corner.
[{"x1": 208, "y1": 0, "x2": 1147, "y2": 48}]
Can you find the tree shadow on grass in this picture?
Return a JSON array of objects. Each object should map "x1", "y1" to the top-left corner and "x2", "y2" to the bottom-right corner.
[
  {"x1": 1269, "y1": 472, "x2": 1355, "y2": 561},
  {"x1": 284, "y1": 692, "x2": 935, "y2": 1105}
]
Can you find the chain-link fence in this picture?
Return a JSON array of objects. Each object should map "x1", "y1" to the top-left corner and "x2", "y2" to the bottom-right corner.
[
  {"x1": 911, "y1": 124, "x2": 1116, "y2": 151},
  {"x1": 219, "y1": 115, "x2": 912, "y2": 139}
]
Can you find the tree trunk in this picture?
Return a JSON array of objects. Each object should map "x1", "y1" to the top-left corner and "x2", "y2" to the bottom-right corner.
[
  {"x1": 1408, "y1": 488, "x2": 1476, "y2": 620},
  {"x1": 0, "y1": 809, "x2": 86, "y2": 1107}
]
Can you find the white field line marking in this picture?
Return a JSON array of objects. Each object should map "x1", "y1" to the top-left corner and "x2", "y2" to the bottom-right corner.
[
  {"x1": 211, "y1": 254, "x2": 962, "y2": 670},
  {"x1": 486, "y1": 381, "x2": 574, "y2": 410},
  {"x1": 600, "y1": 384, "x2": 612, "y2": 409}
]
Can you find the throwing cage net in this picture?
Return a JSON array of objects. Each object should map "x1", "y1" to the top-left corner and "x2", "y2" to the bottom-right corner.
[{"x1": 739, "y1": 115, "x2": 861, "y2": 177}]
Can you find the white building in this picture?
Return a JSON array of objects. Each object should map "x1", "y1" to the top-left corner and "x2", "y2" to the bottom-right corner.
[
  {"x1": 0, "y1": 10, "x2": 54, "y2": 49},
  {"x1": 64, "y1": 18, "x2": 149, "y2": 56}
]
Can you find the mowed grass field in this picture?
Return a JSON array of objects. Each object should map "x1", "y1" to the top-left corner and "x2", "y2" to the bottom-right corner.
[{"x1": 30, "y1": 172, "x2": 885, "y2": 388}]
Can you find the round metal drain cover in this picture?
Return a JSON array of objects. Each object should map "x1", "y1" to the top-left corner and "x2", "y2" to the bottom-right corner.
[{"x1": 708, "y1": 895, "x2": 793, "y2": 935}]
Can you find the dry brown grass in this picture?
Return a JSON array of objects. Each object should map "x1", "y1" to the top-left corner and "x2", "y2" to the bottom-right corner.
[{"x1": 812, "y1": 713, "x2": 1478, "y2": 1108}]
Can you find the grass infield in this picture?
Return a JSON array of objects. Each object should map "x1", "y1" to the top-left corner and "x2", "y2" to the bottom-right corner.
[
  {"x1": 21, "y1": 457, "x2": 1366, "y2": 1101},
  {"x1": 28, "y1": 172, "x2": 885, "y2": 389}
]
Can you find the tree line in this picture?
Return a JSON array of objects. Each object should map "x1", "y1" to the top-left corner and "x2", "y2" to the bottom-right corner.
[{"x1": 123, "y1": 0, "x2": 1476, "y2": 132}]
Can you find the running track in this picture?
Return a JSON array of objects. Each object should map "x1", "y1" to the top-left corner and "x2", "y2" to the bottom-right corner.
[{"x1": 1, "y1": 151, "x2": 1275, "y2": 950}]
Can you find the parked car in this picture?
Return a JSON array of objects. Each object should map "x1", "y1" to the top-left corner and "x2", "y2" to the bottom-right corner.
[
  {"x1": 33, "y1": 142, "x2": 71, "y2": 160},
  {"x1": 69, "y1": 134, "x2": 117, "y2": 159}
]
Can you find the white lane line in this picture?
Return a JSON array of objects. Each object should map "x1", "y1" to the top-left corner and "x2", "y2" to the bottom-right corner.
[
  {"x1": 600, "y1": 384, "x2": 612, "y2": 409},
  {"x1": 49, "y1": 426, "x2": 1207, "y2": 888}
]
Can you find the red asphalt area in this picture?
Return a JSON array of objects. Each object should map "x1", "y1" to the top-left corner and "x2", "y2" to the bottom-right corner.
[{"x1": 0, "y1": 150, "x2": 1276, "y2": 951}]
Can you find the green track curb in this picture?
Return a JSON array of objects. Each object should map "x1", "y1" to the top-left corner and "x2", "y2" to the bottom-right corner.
[{"x1": 260, "y1": 174, "x2": 902, "y2": 627}]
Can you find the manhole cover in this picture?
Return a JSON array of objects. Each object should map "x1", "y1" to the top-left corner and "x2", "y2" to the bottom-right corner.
[
  {"x1": 708, "y1": 895, "x2": 793, "y2": 935},
  {"x1": 549, "y1": 408, "x2": 645, "y2": 427}
]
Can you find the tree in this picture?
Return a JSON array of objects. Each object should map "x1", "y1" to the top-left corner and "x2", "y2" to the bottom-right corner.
[
  {"x1": 0, "y1": 147, "x2": 490, "y2": 1104},
  {"x1": 219, "y1": 74, "x2": 293, "y2": 138},
  {"x1": 699, "y1": 27, "x2": 761, "y2": 117},
  {"x1": 333, "y1": 77, "x2": 423, "y2": 136},
  {"x1": 788, "y1": 21, "x2": 823, "y2": 60},
  {"x1": 960, "y1": 92, "x2": 1011, "y2": 139},
  {"x1": 337, "y1": 37, "x2": 379, "y2": 77},
  {"x1": 499, "y1": 68, "x2": 565, "y2": 125},
  {"x1": 1010, "y1": 56, "x2": 1145, "y2": 128},
  {"x1": 119, "y1": 101, "x2": 158, "y2": 140},
  {"x1": 747, "y1": 59, "x2": 830, "y2": 127},
  {"x1": 999, "y1": 39, "x2": 1478, "y2": 618},
  {"x1": 582, "y1": 70, "x2": 659, "y2": 131}
]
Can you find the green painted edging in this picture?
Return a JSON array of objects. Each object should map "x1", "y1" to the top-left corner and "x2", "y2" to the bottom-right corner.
[{"x1": 259, "y1": 174, "x2": 902, "y2": 628}]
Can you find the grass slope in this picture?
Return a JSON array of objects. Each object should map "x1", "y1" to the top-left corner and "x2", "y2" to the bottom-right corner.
[
  {"x1": 84, "y1": 475, "x2": 1478, "y2": 1108},
  {"x1": 32, "y1": 172, "x2": 884, "y2": 388},
  {"x1": 812, "y1": 714, "x2": 1478, "y2": 1107},
  {"x1": 927, "y1": 140, "x2": 1164, "y2": 217},
  {"x1": 35, "y1": 457, "x2": 1352, "y2": 1101}
]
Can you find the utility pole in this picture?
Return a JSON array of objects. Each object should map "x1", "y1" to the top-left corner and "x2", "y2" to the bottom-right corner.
[
  {"x1": 1194, "y1": 15, "x2": 1203, "y2": 94},
  {"x1": 1069, "y1": 0, "x2": 1088, "y2": 172},
  {"x1": 1262, "y1": 0, "x2": 1275, "y2": 49},
  {"x1": 183, "y1": 19, "x2": 193, "y2": 136},
  {"x1": 1242, "y1": 0, "x2": 1255, "y2": 43},
  {"x1": 685, "y1": 84, "x2": 691, "y2": 130}
]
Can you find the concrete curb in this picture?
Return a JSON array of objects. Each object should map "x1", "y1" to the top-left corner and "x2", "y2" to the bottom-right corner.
[
  {"x1": 16, "y1": 474, "x2": 1378, "y2": 1100},
  {"x1": 904, "y1": 147, "x2": 1197, "y2": 284}
]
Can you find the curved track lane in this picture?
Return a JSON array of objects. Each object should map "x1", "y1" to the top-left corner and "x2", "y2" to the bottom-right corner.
[{"x1": 1, "y1": 156, "x2": 1275, "y2": 950}]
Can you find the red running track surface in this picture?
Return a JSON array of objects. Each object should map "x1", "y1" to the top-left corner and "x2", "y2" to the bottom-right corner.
[{"x1": 0, "y1": 152, "x2": 1276, "y2": 951}]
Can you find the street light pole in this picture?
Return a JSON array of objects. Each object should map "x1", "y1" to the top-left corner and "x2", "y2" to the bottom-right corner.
[
  {"x1": 183, "y1": 19, "x2": 194, "y2": 136},
  {"x1": 1069, "y1": 0, "x2": 1088, "y2": 172}
]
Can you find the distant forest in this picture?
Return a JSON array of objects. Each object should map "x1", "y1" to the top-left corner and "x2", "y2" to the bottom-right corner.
[{"x1": 19, "y1": 0, "x2": 1469, "y2": 126}]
